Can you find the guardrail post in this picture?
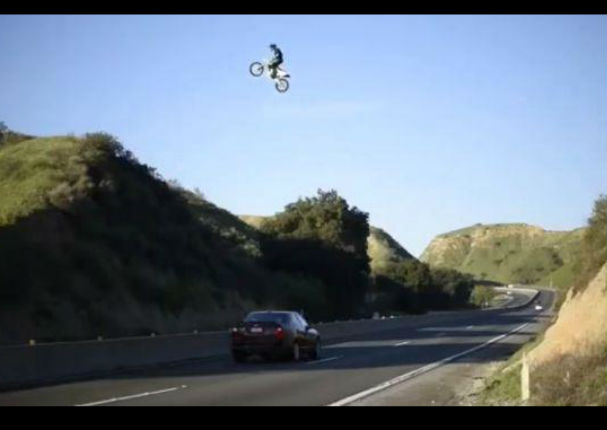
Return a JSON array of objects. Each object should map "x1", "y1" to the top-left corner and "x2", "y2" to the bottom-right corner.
[{"x1": 521, "y1": 352, "x2": 530, "y2": 402}]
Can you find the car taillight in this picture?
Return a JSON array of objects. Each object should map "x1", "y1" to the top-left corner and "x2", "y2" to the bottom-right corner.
[{"x1": 275, "y1": 326, "x2": 285, "y2": 340}]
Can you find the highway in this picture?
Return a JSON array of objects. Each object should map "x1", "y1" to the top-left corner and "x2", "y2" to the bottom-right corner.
[{"x1": 0, "y1": 289, "x2": 554, "y2": 406}]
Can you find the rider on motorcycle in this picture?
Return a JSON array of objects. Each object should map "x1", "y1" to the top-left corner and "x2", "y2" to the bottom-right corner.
[{"x1": 268, "y1": 44, "x2": 284, "y2": 79}]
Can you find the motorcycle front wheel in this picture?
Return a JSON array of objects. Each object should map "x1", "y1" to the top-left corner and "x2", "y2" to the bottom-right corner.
[{"x1": 249, "y1": 62, "x2": 264, "y2": 77}]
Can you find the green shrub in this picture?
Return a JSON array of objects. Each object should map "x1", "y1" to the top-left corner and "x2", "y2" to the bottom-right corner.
[{"x1": 573, "y1": 195, "x2": 607, "y2": 294}]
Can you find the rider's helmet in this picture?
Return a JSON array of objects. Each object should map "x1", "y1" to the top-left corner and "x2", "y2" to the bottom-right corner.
[{"x1": 269, "y1": 44, "x2": 277, "y2": 49}]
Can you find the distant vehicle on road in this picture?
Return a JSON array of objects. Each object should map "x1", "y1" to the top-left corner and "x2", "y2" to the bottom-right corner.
[{"x1": 230, "y1": 311, "x2": 320, "y2": 363}]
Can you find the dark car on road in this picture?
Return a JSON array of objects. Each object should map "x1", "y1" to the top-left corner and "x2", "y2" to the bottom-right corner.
[{"x1": 230, "y1": 310, "x2": 321, "y2": 363}]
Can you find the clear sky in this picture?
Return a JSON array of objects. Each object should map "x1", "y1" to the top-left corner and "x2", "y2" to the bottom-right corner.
[{"x1": 1, "y1": 15, "x2": 605, "y2": 256}]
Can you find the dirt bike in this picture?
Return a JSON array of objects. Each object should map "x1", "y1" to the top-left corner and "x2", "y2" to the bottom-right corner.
[{"x1": 249, "y1": 60, "x2": 290, "y2": 93}]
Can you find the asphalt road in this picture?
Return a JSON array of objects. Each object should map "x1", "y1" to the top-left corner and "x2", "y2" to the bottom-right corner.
[{"x1": 0, "y1": 289, "x2": 554, "y2": 406}]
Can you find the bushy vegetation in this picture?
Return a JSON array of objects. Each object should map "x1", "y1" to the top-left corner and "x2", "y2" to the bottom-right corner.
[
  {"x1": 258, "y1": 190, "x2": 477, "y2": 319},
  {"x1": 371, "y1": 260, "x2": 475, "y2": 313},
  {"x1": 572, "y1": 195, "x2": 607, "y2": 294},
  {"x1": 469, "y1": 285, "x2": 498, "y2": 308},
  {"x1": 259, "y1": 189, "x2": 371, "y2": 320}
]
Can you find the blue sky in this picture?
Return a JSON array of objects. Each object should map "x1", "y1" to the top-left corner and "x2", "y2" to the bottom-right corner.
[{"x1": 1, "y1": 15, "x2": 605, "y2": 256}]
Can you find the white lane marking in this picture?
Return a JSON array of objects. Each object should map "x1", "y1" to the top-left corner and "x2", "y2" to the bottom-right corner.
[
  {"x1": 324, "y1": 342, "x2": 352, "y2": 348},
  {"x1": 307, "y1": 356, "x2": 342, "y2": 365},
  {"x1": 325, "y1": 340, "x2": 402, "y2": 349},
  {"x1": 394, "y1": 340, "x2": 410, "y2": 346},
  {"x1": 75, "y1": 385, "x2": 187, "y2": 406},
  {"x1": 466, "y1": 326, "x2": 474, "y2": 330},
  {"x1": 418, "y1": 327, "x2": 461, "y2": 332},
  {"x1": 327, "y1": 322, "x2": 530, "y2": 406}
]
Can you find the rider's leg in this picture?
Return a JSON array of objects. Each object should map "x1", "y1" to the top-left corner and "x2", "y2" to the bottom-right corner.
[{"x1": 268, "y1": 61, "x2": 278, "y2": 79}]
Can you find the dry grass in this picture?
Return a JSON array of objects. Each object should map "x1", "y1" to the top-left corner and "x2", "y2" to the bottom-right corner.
[{"x1": 530, "y1": 341, "x2": 607, "y2": 406}]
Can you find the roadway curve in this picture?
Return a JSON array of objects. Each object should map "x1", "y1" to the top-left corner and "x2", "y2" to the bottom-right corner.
[{"x1": 0, "y1": 289, "x2": 554, "y2": 406}]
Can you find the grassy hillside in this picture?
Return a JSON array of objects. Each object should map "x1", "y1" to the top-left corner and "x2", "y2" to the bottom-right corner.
[
  {"x1": 419, "y1": 223, "x2": 585, "y2": 287},
  {"x1": 0, "y1": 133, "x2": 317, "y2": 344},
  {"x1": 367, "y1": 226, "x2": 415, "y2": 273},
  {"x1": 238, "y1": 215, "x2": 268, "y2": 230},
  {"x1": 0, "y1": 135, "x2": 88, "y2": 225},
  {"x1": 187, "y1": 199, "x2": 262, "y2": 257}
]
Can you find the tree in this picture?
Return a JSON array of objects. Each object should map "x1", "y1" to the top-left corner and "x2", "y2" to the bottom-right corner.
[
  {"x1": 469, "y1": 285, "x2": 496, "y2": 308},
  {"x1": 263, "y1": 189, "x2": 370, "y2": 258},
  {"x1": 260, "y1": 189, "x2": 371, "y2": 318},
  {"x1": 376, "y1": 260, "x2": 474, "y2": 312},
  {"x1": 382, "y1": 260, "x2": 432, "y2": 292}
]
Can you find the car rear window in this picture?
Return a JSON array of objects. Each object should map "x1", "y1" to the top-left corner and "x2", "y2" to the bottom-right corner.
[{"x1": 245, "y1": 312, "x2": 290, "y2": 324}]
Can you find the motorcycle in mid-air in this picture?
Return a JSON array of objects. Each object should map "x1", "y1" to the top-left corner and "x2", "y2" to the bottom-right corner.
[{"x1": 249, "y1": 60, "x2": 290, "y2": 93}]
